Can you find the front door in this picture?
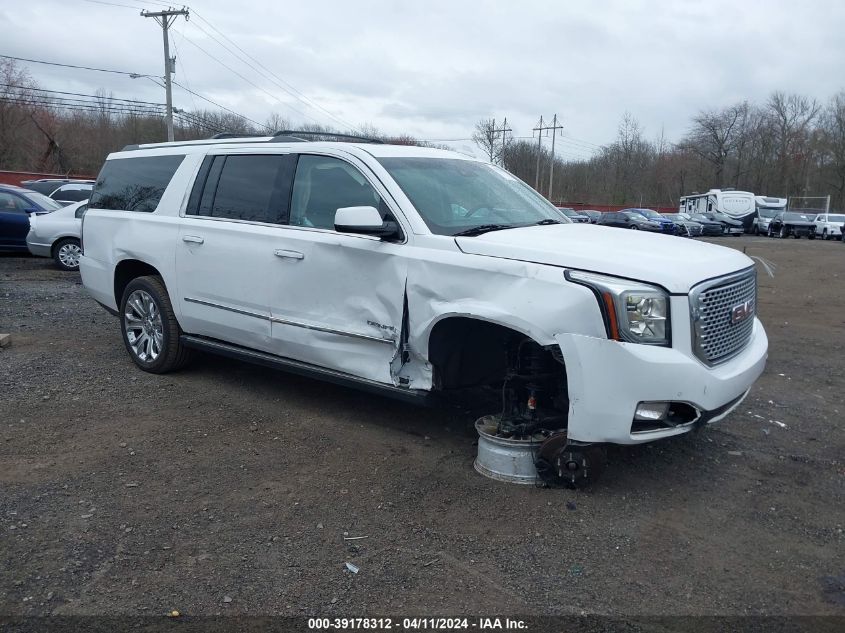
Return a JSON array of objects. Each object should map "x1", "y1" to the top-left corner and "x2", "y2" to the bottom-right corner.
[{"x1": 266, "y1": 154, "x2": 408, "y2": 385}]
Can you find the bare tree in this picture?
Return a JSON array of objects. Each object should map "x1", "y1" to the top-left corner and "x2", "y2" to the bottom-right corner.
[
  {"x1": 472, "y1": 118, "x2": 502, "y2": 163},
  {"x1": 683, "y1": 102, "x2": 747, "y2": 185}
]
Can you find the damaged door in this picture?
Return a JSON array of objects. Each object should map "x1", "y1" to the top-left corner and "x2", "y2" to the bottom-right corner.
[{"x1": 267, "y1": 154, "x2": 408, "y2": 385}]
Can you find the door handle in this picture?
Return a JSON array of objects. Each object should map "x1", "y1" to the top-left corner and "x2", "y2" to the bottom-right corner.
[
  {"x1": 274, "y1": 249, "x2": 304, "y2": 260},
  {"x1": 182, "y1": 235, "x2": 204, "y2": 244}
]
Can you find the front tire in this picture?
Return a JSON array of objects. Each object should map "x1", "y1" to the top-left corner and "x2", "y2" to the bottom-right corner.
[
  {"x1": 822, "y1": 229, "x2": 828, "y2": 240},
  {"x1": 779, "y1": 226, "x2": 787, "y2": 239},
  {"x1": 630, "y1": 225, "x2": 639, "y2": 230},
  {"x1": 120, "y1": 276, "x2": 192, "y2": 374},
  {"x1": 53, "y1": 238, "x2": 82, "y2": 271}
]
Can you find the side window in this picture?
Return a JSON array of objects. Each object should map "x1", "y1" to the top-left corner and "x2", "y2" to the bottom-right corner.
[
  {"x1": 0, "y1": 192, "x2": 27, "y2": 212},
  {"x1": 290, "y1": 155, "x2": 383, "y2": 230},
  {"x1": 56, "y1": 188, "x2": 91, "y2": 202},
  {"x1": 188, "y1": 154, "x2": 296, "y2": 224},
  {"x1": 89, "y1": 154, "x2": 185, "y2": 212}
]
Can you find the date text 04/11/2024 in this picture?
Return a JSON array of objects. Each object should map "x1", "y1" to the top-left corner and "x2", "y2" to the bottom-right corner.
[{"x1": 307, "y1": 618, "x2": 528, "y2": 630}]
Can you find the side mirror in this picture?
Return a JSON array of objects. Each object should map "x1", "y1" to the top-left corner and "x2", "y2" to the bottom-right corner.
[{"x1": 334, "y1": 206, "x2": 402, "y2": 240}]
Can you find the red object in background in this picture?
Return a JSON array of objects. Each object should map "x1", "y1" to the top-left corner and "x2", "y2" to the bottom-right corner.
[{"x1": 0, "y1": 170, "x2": 95, "y2": 187}]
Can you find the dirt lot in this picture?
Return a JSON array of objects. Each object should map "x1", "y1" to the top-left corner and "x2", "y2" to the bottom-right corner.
[{"x1": 1, "y1": 236, "x2": 843, "y2": 618}]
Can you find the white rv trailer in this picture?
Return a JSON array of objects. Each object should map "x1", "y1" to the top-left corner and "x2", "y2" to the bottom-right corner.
[{"x1": 679, "y1": 189, "x2": 757, "y2": 231}]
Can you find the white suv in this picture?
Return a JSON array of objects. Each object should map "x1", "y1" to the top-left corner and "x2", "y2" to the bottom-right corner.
[
  {"x1": 80, "y1": 133, "x2": 768, "y2": 484},
  {"x1": 813, "y1": 213, "x2": 845, "y2": 240}
]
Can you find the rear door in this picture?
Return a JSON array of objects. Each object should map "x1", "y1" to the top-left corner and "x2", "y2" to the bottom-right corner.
[{"x1": 175, "y1": 151, "x2": 297, "y2": 352}]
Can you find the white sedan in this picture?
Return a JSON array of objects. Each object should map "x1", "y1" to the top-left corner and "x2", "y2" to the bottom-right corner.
[{"x1": 26, "y1": 199, "x2": 88, "y2": 271}]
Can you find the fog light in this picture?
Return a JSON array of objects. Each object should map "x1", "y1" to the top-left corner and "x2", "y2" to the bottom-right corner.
[{"x1": 635, "y1": 402, "x2": 670, "y2": 421}]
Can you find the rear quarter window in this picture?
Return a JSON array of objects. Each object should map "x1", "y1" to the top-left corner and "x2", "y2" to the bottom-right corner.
[{"x1": 89, "y1": 154, "x2": 185, "y2": 212}]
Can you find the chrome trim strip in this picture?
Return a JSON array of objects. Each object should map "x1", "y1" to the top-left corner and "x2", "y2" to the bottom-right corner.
[
  {"x1": 184, "y1": 297, "x2": 268, "y2": 320},
  {"x1": 269, "y1": 315, "x2": 396, "y2": 344},
  {"x1": 183, "y1": 297, "x2": 396, "y2": 345}
]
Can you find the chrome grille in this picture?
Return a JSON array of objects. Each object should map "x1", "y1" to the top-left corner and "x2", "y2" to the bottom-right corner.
[{"x1": 690, "y1": 268, "x2": 757, "y2": 365}]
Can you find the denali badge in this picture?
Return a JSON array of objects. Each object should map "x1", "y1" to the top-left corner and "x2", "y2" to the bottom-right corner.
[{"x1": 731, "y1": 299, "x2": 754, "y2": 324}]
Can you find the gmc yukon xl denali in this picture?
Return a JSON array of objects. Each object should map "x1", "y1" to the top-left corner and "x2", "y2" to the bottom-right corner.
[{"x1": 80, "y1": 133, "x2": 768, "y2": 486}]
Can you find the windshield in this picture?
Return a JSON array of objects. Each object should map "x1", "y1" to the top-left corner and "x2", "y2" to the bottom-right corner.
[
  {"x1": 22, "y1": 191, "x2": 62, "y2": 211},
  {"x1": 783, "y1": 212, "x2": 812, "y2": 221},
  {"x1": 757, "y1": 208, "x2": 779, "y2": 218},
  {"x1": 377, "y1": 157, "x2": 567, "y2": 236},
  {"x1": 558, "y1": 208, "x2": 578, "y2": 218},
  {"x1": 636, "y1": 209, "x2": 662, "y2": 219},
  {"x1": 664, "y1": 214, "x2": 684, "y2": 221}
]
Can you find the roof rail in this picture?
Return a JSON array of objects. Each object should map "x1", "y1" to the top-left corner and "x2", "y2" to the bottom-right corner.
[
  {"x1": 272, "y1": 130, "x2": 384, "y2": 144},
  {"x1": 210, "y1": 132, "x2": 268, "y2": 139}
]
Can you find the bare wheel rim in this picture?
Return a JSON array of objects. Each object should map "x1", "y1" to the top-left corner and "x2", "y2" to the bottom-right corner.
[
  {"x1": 124, "y1": 289, "x2": 164, "y2": 362},
  {"x1": 58, "y1": 243, "x2": 81, "y2": 267}
]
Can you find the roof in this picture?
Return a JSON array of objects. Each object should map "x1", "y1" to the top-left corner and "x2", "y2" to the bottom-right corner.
[{"x1": 112, "y1": 136, "x2": 473, "y2": 162}]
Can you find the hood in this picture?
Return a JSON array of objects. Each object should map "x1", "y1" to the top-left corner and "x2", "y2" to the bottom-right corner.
[{"x1": 455, "y1": 224, "x2": 754, "y2": 294}]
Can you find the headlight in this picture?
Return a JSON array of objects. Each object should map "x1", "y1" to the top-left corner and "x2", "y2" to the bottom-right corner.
[{"x1": 565, "y1": 270, "x2": 670, "y2": 346}]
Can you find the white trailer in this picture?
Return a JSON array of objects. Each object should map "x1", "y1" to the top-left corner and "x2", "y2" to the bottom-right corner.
[{"x1": 679, "y1": 189, "x2": 757, "y2": 231}]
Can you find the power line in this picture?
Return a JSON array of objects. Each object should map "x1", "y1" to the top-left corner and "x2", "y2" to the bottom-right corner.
[
  {"x1": 171, "y1": 80, "x2": 268, "y2": 131},
  {"x1": 176, "y1": 30, "x2": 321, "y2": 126},
  {"x1": 4, "y1": 53, "x2": 262, "y2": 133},
  {"x1": 0, "y1": 54, "x2": 154, "y2": 78},
  {"x1": 0, "y1": 84, "x2": 164, "y2": 106},
  {"x1": 187, "y1": 9, "x2": 359, "y2": 132}
]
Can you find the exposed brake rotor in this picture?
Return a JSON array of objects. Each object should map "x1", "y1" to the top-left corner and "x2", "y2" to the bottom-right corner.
[{"x1": 535, "y1": 433, "x2": 607, "y2": 488}]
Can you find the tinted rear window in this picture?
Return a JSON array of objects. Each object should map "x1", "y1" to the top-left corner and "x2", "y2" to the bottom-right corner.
[
  {"x1": 53, "y1": 188, "x2": 91, "y2": 202},
  {"x1": 188, "y1": 154, "x2": 296, "y2": 223},
  {"x1": 89, "y1": 155, "x2": 185, "y2": 212}
]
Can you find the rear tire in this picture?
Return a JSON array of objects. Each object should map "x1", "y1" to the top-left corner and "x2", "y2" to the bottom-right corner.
[
  {"x1": 630, "y1": 225, "x2": 639, "y2": 230},
  {"x1": 120, "y1": 275, "x2": 192, "y2": 374},
  {"x1": 822, "y1": 229, "x2": 828, "y2": 240},
  {"x1": 52, "y1": 238, "x2": 81, "y2": 271}
]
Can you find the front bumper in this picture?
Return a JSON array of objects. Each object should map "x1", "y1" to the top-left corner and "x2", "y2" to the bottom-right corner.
[
  {"x1": 25, "y1": 231, "x2": 52, "y2": 257},
  {"x1": 554, "y1": 312, "x2": 768, "y2": 445}
]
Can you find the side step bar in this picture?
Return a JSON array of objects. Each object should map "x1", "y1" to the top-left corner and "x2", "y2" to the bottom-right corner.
[{"x1": 180, "y1": 335, "x2": 431, "y2": 406}]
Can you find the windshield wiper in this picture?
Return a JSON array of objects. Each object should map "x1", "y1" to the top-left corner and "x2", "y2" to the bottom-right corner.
[
  {"x1": 451, "y1": 224, "x2": 515, "y2": 237},
  {"x1": 534, "y1": 218, "x2": 563, "y2": 225}
]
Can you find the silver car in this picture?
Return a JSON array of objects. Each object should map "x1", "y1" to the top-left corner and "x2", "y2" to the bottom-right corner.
[{"x1": 26, "y1": 199, "x2": 88, "y2": 271}]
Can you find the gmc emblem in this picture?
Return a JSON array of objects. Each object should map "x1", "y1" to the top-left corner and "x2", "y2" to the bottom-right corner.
[{"x1": 731, "y1": 299, "x2": 754, "y2": 324}]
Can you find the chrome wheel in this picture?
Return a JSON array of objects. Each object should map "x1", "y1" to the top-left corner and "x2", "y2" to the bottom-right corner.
[
  {"x1": 57, "y1": 242, "x2": 81, "y2": 268},
  {"x1": 123, "y1": 290, "x2": 163, "y2": 362}
]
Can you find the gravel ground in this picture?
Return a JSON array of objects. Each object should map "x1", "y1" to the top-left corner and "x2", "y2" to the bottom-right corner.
[{"x1": 0, "y1": 236, "x2": 843, "y2": 618}]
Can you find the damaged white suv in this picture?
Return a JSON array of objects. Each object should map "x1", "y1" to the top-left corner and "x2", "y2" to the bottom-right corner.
[{"x1": 80, "y1": 132, "x2": 767, "y2": 485}]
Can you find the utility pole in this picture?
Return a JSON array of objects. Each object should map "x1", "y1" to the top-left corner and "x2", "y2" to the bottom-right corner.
[
  {"x1": 533, "y1": 116, "x2": 545, "y2": 190},
  {"x1": 142, "y1": 7, "x2": 189, "y2": 142},
  {"x1": 546, "y1": 114, "x2": 563, "y2": 199},
  {"x1": 493, "y1": 117, "x2": 512, "y2": 168},
  {"x1": 533, "y1": 116, "x2": 561, "y2": 194}
]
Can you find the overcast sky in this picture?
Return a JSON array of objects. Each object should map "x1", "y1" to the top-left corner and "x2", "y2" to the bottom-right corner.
[{"x1": 3, "y1": 0, "x2": 844, "y2": 159}]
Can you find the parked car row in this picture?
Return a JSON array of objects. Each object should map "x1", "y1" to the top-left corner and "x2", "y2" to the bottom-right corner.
[
  {"x1": 762, "y1": 211, "x2": 845, "y2": 241},
  {"x1": 19, "y1": 178, "x2": 94, "y2": 206}
]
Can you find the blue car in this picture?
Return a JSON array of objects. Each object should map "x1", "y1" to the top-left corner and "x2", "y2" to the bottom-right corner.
[
  {"x1": 0, "y1": 185, "x2": 63, "y2": 252},
  {"x1": 622, "y1": 208, "x2": 678, "y2": 235}
]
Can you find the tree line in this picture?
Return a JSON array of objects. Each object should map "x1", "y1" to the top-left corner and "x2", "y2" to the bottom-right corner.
[
  {"x1": 2, "y1": 58, "x2": 843, "y2": 211},
  {"x1": 0, "y1": 59, "x2": 435, "y2": 177},
  {"x1": 484, "y1": 89, "x2": 845, "y2": 210}
]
